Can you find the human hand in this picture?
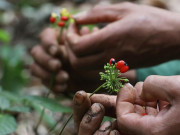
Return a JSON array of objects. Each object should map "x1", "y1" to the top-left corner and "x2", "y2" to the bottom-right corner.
[
  {"x1": 117, "y1": 75, "x2": 180, "y2": 135},
  {"x1": 31, "y1": 28, "x2": 70, "y2": 93},
  {"x1": 30, "y1": 27, "x2": 103, "y2": 93},
  {"x1": 66, "y1": 2, "x2": 180, "y2": 70},
  {"x1": 73, "y1": 91, "x2": 120, "y2": 135}
]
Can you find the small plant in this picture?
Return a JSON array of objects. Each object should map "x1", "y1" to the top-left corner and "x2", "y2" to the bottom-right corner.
[
  {"x1": 34, "y1": 8, "x2": 74, "y2": 134},
  {"x1": 58, "y1": 58, "x2": 129, "y2": 135}
]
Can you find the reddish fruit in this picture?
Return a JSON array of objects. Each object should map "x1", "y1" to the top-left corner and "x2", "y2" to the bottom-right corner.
[
  {"x1": 61, "y1": 16, "x2": 69, "y2": 21},
  {"x1": 109, "y1": 58, "x2": 116, "y2": 65},
  {"x1": 49, "y1": 17, "x2": 56, "y2": 23},
  {"x1": 120, "y1": 65, "x2": 129, "y2": 73},
  {"x1": 116, "y1": 60, "x2": 125, "y2": 70},
  {"x1": 141, "y1": 113, "x2": 147, "y2": 116},
  {"x1": 58, "y1": 21, "x2": 65, "y2": 27}
]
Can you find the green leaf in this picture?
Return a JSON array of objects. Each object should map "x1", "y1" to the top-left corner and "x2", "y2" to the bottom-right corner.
[
  {"x1": 0, "y1": 29, "x2": 11, "y2": 43},
  {"x1": 0, "y1": 96, "x2": 10, "y2": 110},
  {"x1": 6, "y1": 106, "x2": 30, "y2": 113},
  {"x1": 0, "y1": 91, "x2": 23, "y2": 102},
  {"x1": 102, "y1": 116, "x2": 113, "y2": 123},
  {"x1": 0, "y1": 114, "x2": 17, "y2": 135},
  {"x1": 0, "y1": 45, "x2": 28, "y2": 92},
  {"x1": 25, "y1": 96, "x2": 72, "y2": 113}
]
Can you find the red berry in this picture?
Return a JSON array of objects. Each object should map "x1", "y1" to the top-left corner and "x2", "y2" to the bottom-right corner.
[
  {"x1": 58, "y1": 21, "x2": 65, "y2": 27},
  {"x1": 120, "y1": 65, "x2": 129, "y2": 73},
  {"x1": 141, "y1": 113, "x2": 147, "y2": 116},
  {"x1": 49, "y1": 17, "x2": 56, "y2": 23},
  {"x1": 61, "y1": 16, "x2": 69, "y2": 21},
  {"x1": 109, "y1": 58, "x2": 116, "y2": 65},
  {"x1": 116, "y1": 60, "x2": 125, "y2": 70}
]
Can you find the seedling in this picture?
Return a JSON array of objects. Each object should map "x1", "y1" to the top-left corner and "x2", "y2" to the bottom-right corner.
[
  {"x1": 58, "y1": 58, "x2": 129, "y2": 135},
  {"x1": 34, "y1": 8, "x2": 74, "y2": 134}
]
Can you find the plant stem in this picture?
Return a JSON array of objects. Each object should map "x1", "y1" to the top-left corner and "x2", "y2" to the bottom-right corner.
[
  {"x1": 58, "y1": 28, "x2": 63, "y2": 44},
  {"x1": 35, "y1": 27, "x2": 63, "y2": 134},
  {"x1": 35, "y1": 72, "x2": 56, "y2": 134},
  {"x1": 58, "y1": 83, "x2": 105, "y2": 135},
  {"x1": 58, "y1": 113, "x2": 73, "y2": 135}
]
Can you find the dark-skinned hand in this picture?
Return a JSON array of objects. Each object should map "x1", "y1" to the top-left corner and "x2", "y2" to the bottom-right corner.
[{"x1": 73, "y1": 75, "x2": 180, "y2": 135}]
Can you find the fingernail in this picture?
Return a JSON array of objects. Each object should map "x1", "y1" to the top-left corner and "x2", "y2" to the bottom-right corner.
[
  {"x1": 91, "y1": 103, "x2": 103, "y2": 114},
  {"x1": 73, "y1": 91, "x2": 85, "y2": 105},
  {"x1": 62, "y1": 72, "x2": 69, "y2": 81},
  {"x1": 99, "y1": 121, "x2": 112, "y2": 132},
  {"x1": 48, "y1": 60, "x2": 60, "y2": 70},
  {"x1": 110, "y1": 130, "x2": 118, "y2": 135},
  {"x1": 73, "y1": 11, "x2": 87, "y2": 19},
  {"x1": 49, "y1": 46, "x2": 58, "y2": 56}
]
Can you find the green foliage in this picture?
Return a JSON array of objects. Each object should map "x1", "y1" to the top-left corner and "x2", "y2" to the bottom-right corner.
[
  {"x1": 26, "y1": 96, "x2": 72, "y2": 113},
  {"x1": 0, "y1": 29, "x2": 11, "y2": 44},
  {"x1": 100, "y1": 63, "x2": 129, "y2": 93},
  {"x1": 102, "y1": 116, "x2": 113, "y2": 123},
  {"x1": 15, "y1": 0, "x2": 44, "y2": 9},
  {"x1": 6, "y1": 106, "x2": 30, "y2": 113},
  {"x1": 0, "y1": 96, "x2": 10, "y2": 110},
  {"x1": 0, "y1": 114, "x2": 17, "y2": 135},
  {"x1": 0, "y1": 45, "x2": 28, "y2": 92}
]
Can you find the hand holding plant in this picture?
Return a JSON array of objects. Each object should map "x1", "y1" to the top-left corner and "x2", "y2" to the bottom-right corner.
[
  {"x1": 59, "y1": 58, "x2": 129, "y2": 134},
  {"x1": 34, "y1": 8, "x2": 74, "y2": 134}
]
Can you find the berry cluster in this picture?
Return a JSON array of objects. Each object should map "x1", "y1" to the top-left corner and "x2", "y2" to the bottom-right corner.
[
  {"x1": 49, "y1": 8, "x2": 74, "y2": 27},
  {"x1": 99, "y1": 58, "x2": 129, "y2": 93},
  {"x1": 109, "y1": 58, "x2": 129, "y2": 73}
]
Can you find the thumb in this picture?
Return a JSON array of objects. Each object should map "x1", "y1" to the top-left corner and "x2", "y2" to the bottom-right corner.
[
  {"x1": 74, "y1": 5, "x2": 120, "y2": 24},
  {"x1": 74, "y1": 2, "x2": 133, "y2": 24},
  {"x1": 141, "y1": 75, "x2": 180, "y2": 103}
]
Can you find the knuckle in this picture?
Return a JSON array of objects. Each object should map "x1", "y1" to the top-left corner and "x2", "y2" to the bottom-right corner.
[
  {"x1": 144, "y1": 75, "x2": 156, "y2": 84},
  {"x1": 31, "y1": 45, "x2": 41, "y2": 57},
  {"x1": 121, "y1": 2, "x2": 132, "y2": 7},
  {"x1": 70, "y1": 57, "x2": 79, "y2": 70},
  {"x1": 93, "y1": 5, "x2": 103, "y2": 11}
]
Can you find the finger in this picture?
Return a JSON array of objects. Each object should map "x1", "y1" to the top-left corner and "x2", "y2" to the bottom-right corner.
[
  {"x1": 74, "y1": 3, "x2": 134, "y2": 24},
  {"x1": 146, "y1": 106, "x2": 158, "y2": 116},
  {"x1": 73, "y1": 91, "x2": 91, "y2": 133},
  {"x1": 134, "y1": 105, "x2": 145, "y2": 115},
  {"x1": 40, "y1": 28, "x2": 59, "y2": 51},
  {"x1": 89, "y1": 94, "x2": 116, "y2": 118},
  {"x1": 116, "y1": 83, "x2": 144, "y2": 134},
  {"x1": 65, "y1": 38, "x2": 106, "y2": 70},
  {"x1": 159, "y1": 100, "x2": 169, "y2": 111},
  {"x1": 109, "y1": 130, "x2": 120, "y2": 135},
  {"x1": 134, "y1": 82, "x2": 157, "y2": 108},
  {"x1": 53, "y1": 84, "x2": 67, "y2": 93},
  {"x1": 116, "y1": 83, "x2": 136, "y2": 116},
  {"x1": 116, "y1": 83, "x2": 162, "y2": 135},
  {"x1": 31, "y1": 45, "x2": 61, "y2": 71},
  {"x1": 92, "y1": 27, "x2": 99, "y2": 32},
  {"x1": 55, "y1": 70, "x2": 69, "y2": 83},
  {"x1": 80, "y1": 26, "x2": 90, "y2": 35},
  {"x1": 94, "y1": 121, "x2": 112, "y2": 135},
  {"x1": 141, "y1": 75, "x2": 180, "y2": 103},
  {"x1": 30, "y1": 63, "x2": 50, "y2": 80},
  {"x1": 66, "y1": 23, "x2": 106, "y2": 56},
  {"x1": 74, "y1": 5, "x2": 118, "y2": 24},
  {"x1": 78, "y1": 103, "x2": 105, "y2": 135}
]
